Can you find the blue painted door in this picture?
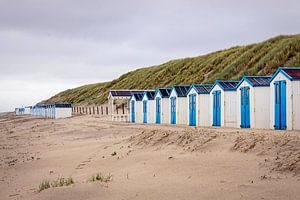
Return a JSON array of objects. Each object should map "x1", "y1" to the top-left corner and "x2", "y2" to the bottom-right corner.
[
  {"x1": 274, "y1": 81, "x2": 287, "y2": 130},
  {"x1": 189, "y1": 94, "x2": 196, "y2": 126},
  {"x1": 213, "y1": 90, "x2": 221, "y2": 126},
  {"x1": 240, "y1": 87, "x2": 250, "y2": 128},
  {"x1": 143, "y1": 100, "x2": 147, "y2": 123},
  {"x1": 170, "y1": 97, "x2": 176, "y2": 124},
  {"x1": 156, "y1": 98, "x2": 161, "y2": 124},
  {"x1": 131, "y1": 100, "x2": 135, "y2": 123}
]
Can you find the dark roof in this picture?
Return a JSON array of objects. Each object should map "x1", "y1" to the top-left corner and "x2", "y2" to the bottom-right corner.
[
  {"x1": 281, "y1": 68, "x2": 300, "y2": 79},
  {"x1": 191, "y1": 84, "x2": 213, "y2": 94},
  {"x1": 213, "y1": 81, "x2": 239, "y2": 91},
  {"x1": 155, "y1": 88, "x2": 172, "y2": 98},
  {"x1": 133, "y1": 93, "x2": 144, "y2": 101},
  {"x1": 145, "y1": 90, "x2": 156, "y2": 100},
  {"x1": 237, "y1": 76, "x2": 271, "y2": 87},
  {"x1": 173, "y1": 85, "x2": 191, "y2": 97},
  {"x1": 270, "y1": 67, "x2": 300, "y2": 82},
  {"x1": 110, "y1": 90, "x2": 144, "y2": 97}
]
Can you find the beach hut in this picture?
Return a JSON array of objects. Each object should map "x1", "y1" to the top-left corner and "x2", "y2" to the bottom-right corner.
[
  {"x1": 53, "y1": 103, "x2": 72, "y2": 119},
  {"x1": 169, "y1": 85, "x2": 190, "y2": 125},
  {"x1": 130, "y1": 92, "x2": 144, "y2": 123},
  {"x1": 236, "y1": 76, "x2": 271, "y2": 129},
  {"x1": 186, "y1": 84, "x2": 213, "y2": 126},
  {"x1": 154, "y1": 88, "x2": 172, "y2": 124},
  {"x1": 210, "y1": 81, "x2": 239, "y2": 127},
  {"x1": 269, "y1": 67, "x2": 300, "y2": 130},
  {"x1": 142, "y1": 90, "x2": 156, "y2": 124}
]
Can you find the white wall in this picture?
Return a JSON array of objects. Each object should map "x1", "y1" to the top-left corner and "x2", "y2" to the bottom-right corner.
[
  {"x1": 292, "y1": 80, "x2": 300, "y2": 130},
  {"x1": 224, "y1": 91, "x2": 237, "y2": 127},
  {"x1": 161, "y1": 98, "x2": 170, "y2": 124},
  {"x1": 254, "y1": 87, "x2": 270, "y2": 129},
  {"x1": 177, "y1": 97, "x2": 188, "y2": 125},
  {"x1": 55, "y1": 108, "x2": 72, "y2": 119},
  {"x1": 270, "y1": 72, "x2": 293, "y2": 130},
  {"x1": 148, "y1": 100, "x2": 156, "y2": 123},
  {"x1": 198, "y1": 94, "x2": 211, "y2": 127}
]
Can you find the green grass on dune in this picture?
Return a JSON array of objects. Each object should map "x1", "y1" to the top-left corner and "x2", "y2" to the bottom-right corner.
[{"x1": 43, "y1": 34, "x2": 300, "y2": 105}]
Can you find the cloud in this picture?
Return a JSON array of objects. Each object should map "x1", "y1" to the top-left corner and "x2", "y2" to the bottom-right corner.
[{"x1": 0, "y1": 0, "x2": 299, "y2": 112}]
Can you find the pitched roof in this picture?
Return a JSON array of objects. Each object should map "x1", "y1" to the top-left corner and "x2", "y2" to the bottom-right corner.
[
  {"x1": 155, "y1": 88, "x2": 172, "y2": 98},
  {"x1": 189, "y1": 84, "x2": 213, "y2": 94},
  {"x1": 237, "y1": 76, "x2": 271, "y2": 88},
  {"x1": 132, "y1": 93, "x2": 144, "y2": 101},
  {"x1": 144, "y1": 90, "x2": 156, "y2": 100},
  {"x1": 110, "y1": 90, "x2": 144, "y2": 97},
  {"x1": 270, "y1": 67, "x2": 300, "y2": 82},
  {"x1": 212, "y1": 80, "x2": 239, "y2": 91},
  {"x1": 173, "y1": 85, "x2": 191, "y2": 97}
]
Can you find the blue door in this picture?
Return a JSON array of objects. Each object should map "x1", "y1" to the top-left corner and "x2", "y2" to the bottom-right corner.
[
  {"x1": 131, "y1": 100, "x2": 135, "y2": 123},
  {"x1": 213, "y1": 90, "x2": 221, "y2": 126},
  {"x1": 170, "y1": 97, "x2": 176, "y2": 124},
  {"x1": 156, "y1": 98, "x2": 161, "y2": 124},
  {"x1": 143, "y1": 100, "x2": 147, "y2": 123},
  {"x1": 189, "y1": 94, "x2": 196, "y2": 126},
  {"x1": 274, "y1": 81, "x2": 286, "y2": 130},
  {"x1": 240, "y1": 87, "x2": 250, "y2": 128}
]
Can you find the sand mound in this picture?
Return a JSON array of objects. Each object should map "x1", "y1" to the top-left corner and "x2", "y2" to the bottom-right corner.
[
  {"x1": 128, "y1": 128, "x2": 300, "y2": 175},
  {"x1": 233, "y1": 133, "x2": 300, "y2": 175},
  {"x1": 128, "y1": 128, "x2": 220, "y2": 152}
]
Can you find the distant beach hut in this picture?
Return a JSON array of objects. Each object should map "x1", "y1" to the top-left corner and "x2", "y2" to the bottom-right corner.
[
  {"x1": 186, "y1": 84, "x2": 213, "y2": 126},
  {"x1": 53, "y1": 103, "x2": 72, "y2": 119},
  {"x1": 269, "y1": 67, "x2": 300, "y2": 130},
  {"x1": 130, "y1": 92, "x2": 144, "y2": 123},
  {"x1": 210, "y1": 81, "x2": 239, "y2": 127},
  {"x1": 142, "y1": 90, "x2": 156, "y2": 124},
  {"x1": 169, "y1": 85, "x2": 190, "y2": 125},
  {"x1": 154, "y1": 88, "x2": 172, "y2": 124},
  {"x1": 236, "y1": 76, "x2": 271, "y2": 129}
]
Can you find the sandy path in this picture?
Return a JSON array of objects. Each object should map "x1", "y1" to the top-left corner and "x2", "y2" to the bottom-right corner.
[{"x1": 0, "y1": 114, "x2": 299, "y2": 200}]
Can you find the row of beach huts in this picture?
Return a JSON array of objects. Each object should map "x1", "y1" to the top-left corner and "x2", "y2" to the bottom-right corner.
[
  {"x1": 125, "y1": 67, "x2": 300, "y2": 130},
  {"x1": 15, "y1": 103, "x2": 72, "y2": 119}
]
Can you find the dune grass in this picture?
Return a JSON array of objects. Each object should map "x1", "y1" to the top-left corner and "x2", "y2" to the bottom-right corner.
[
  {"x1": 43, "y1": 34, "x2": 300, "y2": 105},
  {"x1": 89, "y1": 173, "x2": 113, "y2": 183},
  {"x1": 38, "y1": 176, "x2": 74, "y2": 192}
]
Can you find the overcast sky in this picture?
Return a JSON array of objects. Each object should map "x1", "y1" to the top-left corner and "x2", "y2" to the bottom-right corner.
[{"x1": 0, "y1": 0, "x2": 299, "y2": 112}]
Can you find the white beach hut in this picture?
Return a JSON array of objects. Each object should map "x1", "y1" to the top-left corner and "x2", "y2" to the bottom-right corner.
[
  {"x1": 142, "y1": 90, "x2": 156, "y2": 124},
  {"x1": 53, "y1": 103, "x2": 72, "y2": 119},
  {"x1": 169, "y1": 85, "x2": 190, "y2": 125},
  {"x1": 236, "y1": 76, "x2": 271, "y2": 129},
  {"x1": 269, "y1": 67, "x2": 300, "y2": 130},
  {"x1": 210, "y1": 81, "x2": 239, "y2": 127},
  {"x1": 154, "y1": 88, "x2": 172, "y2": 124},
  {"x1": 186, "y1": 84, "x2": 213, "y2": 126},
  {"x1": 130, "y1": 92, "x2": 144, "y2": 123}
]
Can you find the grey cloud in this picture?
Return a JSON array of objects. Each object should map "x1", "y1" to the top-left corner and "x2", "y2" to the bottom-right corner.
[{"x1": 0, "y1": 0, "x2": 299, "y2": 112}]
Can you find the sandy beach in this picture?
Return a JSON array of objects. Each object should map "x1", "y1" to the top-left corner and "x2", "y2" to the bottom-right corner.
[{"x1": 0, "y1": 113, "x2": 299, "y2": 200}]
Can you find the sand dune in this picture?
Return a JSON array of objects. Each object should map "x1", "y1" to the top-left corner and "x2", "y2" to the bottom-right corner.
[{"x1": 0, "y1": 114, "x2": 299, "y2": 200}]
